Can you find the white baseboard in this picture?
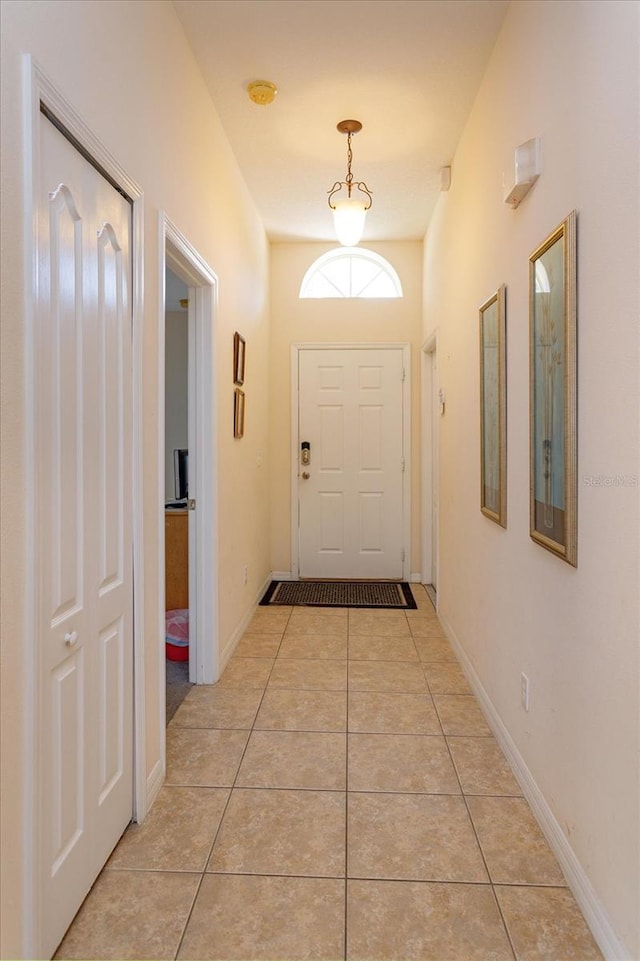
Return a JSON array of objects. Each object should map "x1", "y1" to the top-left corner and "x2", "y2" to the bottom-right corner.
[
  {"x1": 410, "y1": 572, "x2": 422, "y2": 583},
  {"x1": 142, "y1": 757, "x2": 164, "y2": 819},
  {"x1": 438, "y1": 611, "x2": 632, "y2": 961},
  {"x1": 423, "y1": 583, "x2": 437, "y2": 609},
  {"x1": 219, "y1": 573, "x2": 275, "y2": 672}
]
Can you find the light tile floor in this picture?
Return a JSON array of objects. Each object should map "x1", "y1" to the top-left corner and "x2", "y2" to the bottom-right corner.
[{"x1": 56, "y1": 585, "x2": 604, "y2": 961}]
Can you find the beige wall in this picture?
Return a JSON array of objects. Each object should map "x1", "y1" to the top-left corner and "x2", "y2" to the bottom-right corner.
[
  {"x1": 269, "y1": 241, "x2": 424, "y2": 576},
  {"x1": 423, "y1": 1, "x2": 639, "y2": 956},
  {"x1": 0, "y1": 2, "x2": 271, "y2": 956}
]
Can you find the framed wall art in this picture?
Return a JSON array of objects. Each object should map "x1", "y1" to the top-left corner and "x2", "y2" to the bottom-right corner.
[
  {"x1": 233, "y1": 387, "x2": 245, "y2": 439},
  {"x1": 479, "y1": 284, "x2": 507, "y2": 527},
  {"x1": 529, "y1": 210, "x2": 577, "y2": 566},
  {"x1": 233, "y1": 331, "x2": 246, "y2": 386}
]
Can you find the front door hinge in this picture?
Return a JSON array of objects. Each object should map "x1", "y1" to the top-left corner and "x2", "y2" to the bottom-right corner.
[
  {"x1": 401, "y1": 367, "x2": 406, "y2": 382},
  {"x1": 401, "y1": 548, "x2": 405, "y2": 563},
  {"x1": 401, "y1": 458, "x2": 405, "y2": 473}
]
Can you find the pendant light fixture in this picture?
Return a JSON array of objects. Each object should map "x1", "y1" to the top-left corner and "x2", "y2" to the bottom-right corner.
[{"x1": 327, "y1": 119, "x2": 372, "y2": 246}]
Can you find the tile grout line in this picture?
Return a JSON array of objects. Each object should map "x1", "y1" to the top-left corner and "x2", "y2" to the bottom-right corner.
[
  {"x1": 174, "y1": 594, "x2": 519, "y2": 959},
  {"x1": 428, "y1": 617, "x2": 515, "y2": 951},
  {"x1": 156, "y1": 782, "x2": 527, "y2": 799},
  {"x1": 349, "y1": 591, "x2": 506, "y2": 956},
  {"x1": 423, "y1": 585, "x2": 519, "y2": 959},
  {"x1": 344, "y1": 609, "x2": 351, "y2": 961},
  {"x1": 105, "y1": 863, "x2": 570, "y2": 890},
  {"x1": 172, "y1": 608, "x2": 293, "y2": 960},
  {"x1": 441, "y1": 723, "x2": 519, "y2": 961}
]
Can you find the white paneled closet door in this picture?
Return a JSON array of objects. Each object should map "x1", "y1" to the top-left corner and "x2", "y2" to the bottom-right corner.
[{"x1": 35, "y1": 113, "x2": 133, "y2": 958}]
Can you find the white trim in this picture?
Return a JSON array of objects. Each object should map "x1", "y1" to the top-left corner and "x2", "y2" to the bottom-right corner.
[
  {"x1": 291, "y1": 341, "x2": 412, "y2": 351},
  {"x1": 422, "y1": 332, "x2": 439, "y2": 604},
  {"x1": 130, "y1": 139, "x2": 146, "y2": 827},
  {"x1": 290, "y1": 342, "x2": 411, "y2": 581},
  {"x1": 219, "y1": 572, "x2": 274, "y2": 671},
  {"x1": 22, "y1": 54, "x2": 38, "y2": 961},
  {"x1": 271, "y1": 571, "x2": 294, "y2": 582},
  {"x1": 155, "y1": 233, "x2": 168, "y2": 774},
  {"x1": 160, "y1": 214, "x2": 219, "y2": 694},
  {"x1": 144, "y1": 758, "x2": 164, "y2": 814},
  {"x1": 421, "y1": 340, "x2": 433, "y2": 589},
  {"x1": 187, "y1": 293, "x2": 197, "y2": 684},
  {"x1": 23, "y1": 55, "x2": 145, "y2": 958},
  {"x1": 401, "y1": 345, "x2": 412, "y2": 582},
  {"x1": 290, "y1": 348, "x2": 301, "y2": 580},
  {"x1": 438, "y1": 611, "x2": 632, "y2": 961}
]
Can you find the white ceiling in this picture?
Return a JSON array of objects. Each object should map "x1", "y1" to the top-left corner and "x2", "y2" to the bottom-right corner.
[{"x1": 172, "y1": 0, "x2": 509, "y2": 244}]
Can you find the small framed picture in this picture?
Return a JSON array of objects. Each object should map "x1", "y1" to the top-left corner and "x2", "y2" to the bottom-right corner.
[
  {"x1": 479, "y1": 284, "x2": 507, "y2": 527},
  {"x1": 529, "y1": 210, "x2": 577, "y2": 566},
  {"x1": 233, "y1": 332, "x2": 246, "y2": 386},
  {"x1": 233, "y1": 387, "x2": 245, "y2": 439}
]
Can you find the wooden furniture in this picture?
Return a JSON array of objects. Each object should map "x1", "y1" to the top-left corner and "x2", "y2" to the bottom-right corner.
[{"x1": 165, "y1": 510, "x2": 189, "y2": 610}]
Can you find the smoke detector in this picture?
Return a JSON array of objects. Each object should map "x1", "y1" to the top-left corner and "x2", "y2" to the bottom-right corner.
[{"x1": 247, "y1": 80, "x2": 278, "y2": 106}]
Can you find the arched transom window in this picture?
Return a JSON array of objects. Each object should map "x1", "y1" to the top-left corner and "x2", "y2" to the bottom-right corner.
[{"x1": 299, "y1": 247, "x2": 403, "y2": 299}]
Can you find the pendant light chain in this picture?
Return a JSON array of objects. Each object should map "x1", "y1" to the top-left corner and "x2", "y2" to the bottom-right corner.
[
  {"x1": 345, "y1": 131, "x2": 354, "y2": 197},
  {"x1": 327, "y1": 120, "x2": 373, "y2": 212}
]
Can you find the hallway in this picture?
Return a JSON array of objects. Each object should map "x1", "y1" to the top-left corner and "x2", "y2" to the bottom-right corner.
[{"x1": 55, "y1": 586, "x2": 602, "y2": 960}]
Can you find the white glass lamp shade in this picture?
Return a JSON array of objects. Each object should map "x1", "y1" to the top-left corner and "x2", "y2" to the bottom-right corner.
[{"x1": 332, "y1": 196, "x2": 367, "y2": 246}]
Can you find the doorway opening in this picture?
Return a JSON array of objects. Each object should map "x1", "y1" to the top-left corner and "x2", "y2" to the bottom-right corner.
[
  {"x1": 422, "y1": 334, "x2": 439, "y2": 606},
  {"x1": 164, "y1": 268, "x2": 192, "y2": 721},
  {"x1": 159, "y1": 216, "x2": 219, "y2": 744}
]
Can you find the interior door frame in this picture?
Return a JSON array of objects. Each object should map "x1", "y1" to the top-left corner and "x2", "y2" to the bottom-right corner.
[
  {"x1": 158, "y1": 215, "x2": 219, "y2": 719},
  {"x1": 23, "y1": 57, "x2": 145, "y2": 959},
  {"x1": 290, "y1": 342, "x2": 411, "y2": 581},
  {"x1": 422, "y1": 332, "x2": 439, "y2": 601}
]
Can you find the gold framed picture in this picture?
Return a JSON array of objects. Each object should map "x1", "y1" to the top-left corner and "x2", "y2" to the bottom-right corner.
[
  {"x1": 529, "y1": 210, "x2": 577, "y2": 566},
  {"x1": 233, "y1": 331, "x2": 246, "y2": 386},
  {"x1": 479, "y1": 284, "x2": 507, "y2": 527},
  {"x1": 233, "y1": 387, "x2": 245, "y2": 439}
]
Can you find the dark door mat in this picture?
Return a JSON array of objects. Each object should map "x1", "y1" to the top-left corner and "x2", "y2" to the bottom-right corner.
[{"x1": 260, "y1": 580, "x2": 417, "y2": 609}]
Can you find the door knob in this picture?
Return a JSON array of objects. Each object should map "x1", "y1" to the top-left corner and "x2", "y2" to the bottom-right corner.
[
  {"x1": 301, "y1": 471, "x2": 310, "y2": 480},
  {"x1": 64, "y1": 630, "x2": 78, "y2": 647}
]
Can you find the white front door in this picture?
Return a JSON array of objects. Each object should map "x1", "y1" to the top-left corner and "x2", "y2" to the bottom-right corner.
[
  {"x1": 35, "y1": 113, "x2": 133, "y2": 958},
  {"x1": 297, "y1": 347, "x2": 406, "y2": 579}
]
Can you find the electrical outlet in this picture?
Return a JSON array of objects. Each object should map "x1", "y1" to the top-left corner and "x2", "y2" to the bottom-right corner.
[
  {"x1": 243, "y1": 565, "x2": 248, "y2": 585},
  {"x1": 520, "y1": 672, "x2": 530, "y2": 712}
]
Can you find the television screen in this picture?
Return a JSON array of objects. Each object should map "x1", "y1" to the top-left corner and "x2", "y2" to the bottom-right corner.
[{"x1": 173, "y1": 449, "x2": 188, "y2": 501}]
